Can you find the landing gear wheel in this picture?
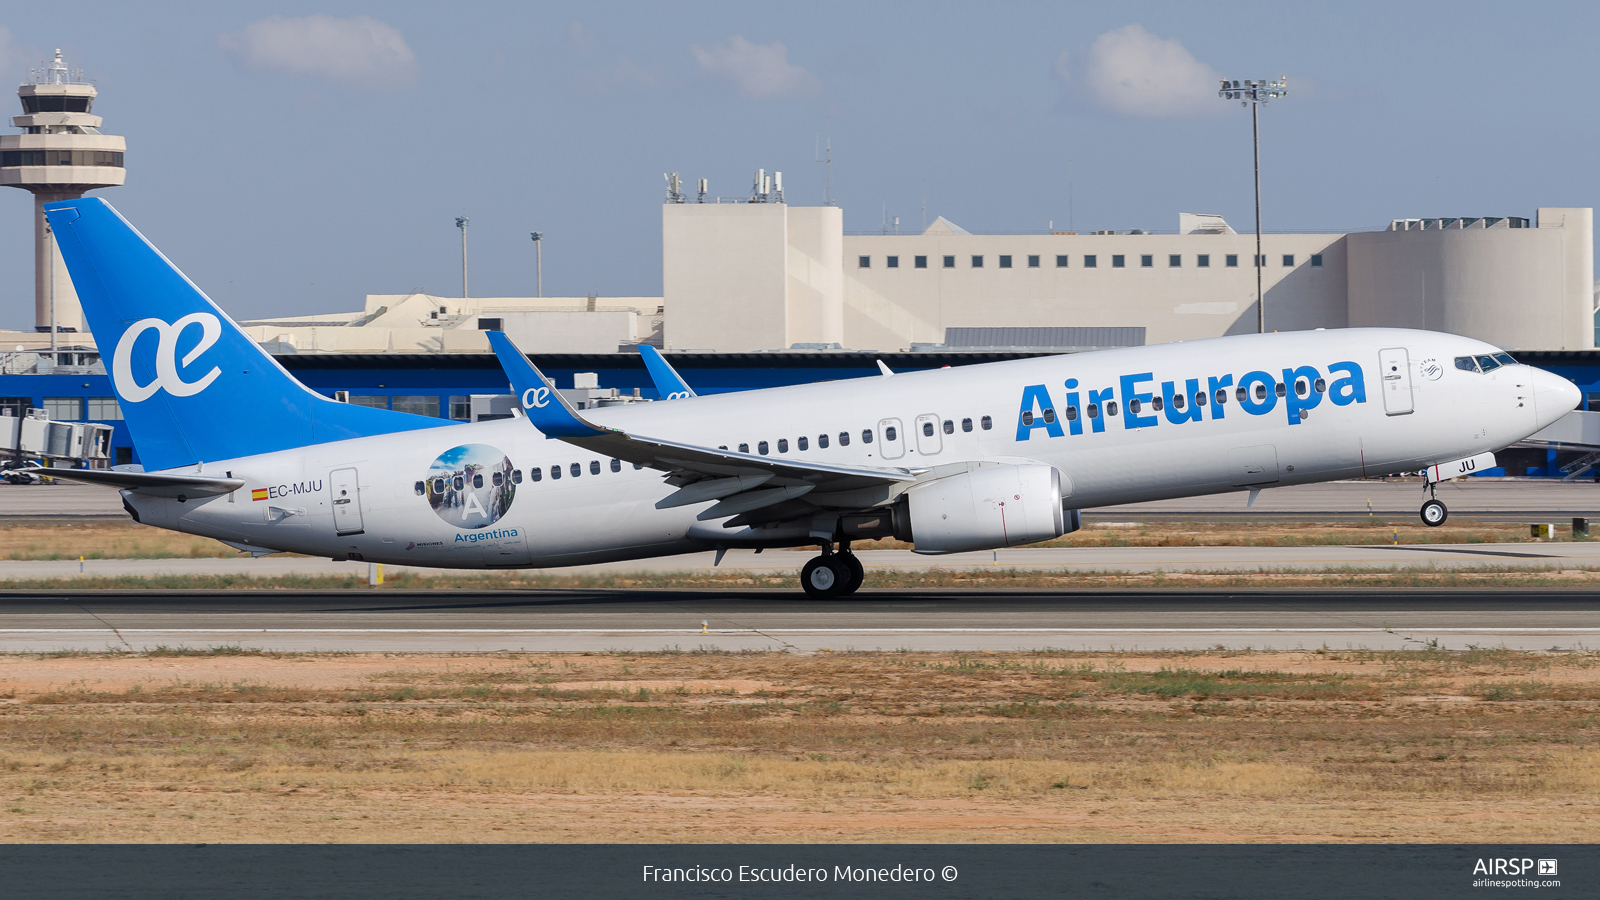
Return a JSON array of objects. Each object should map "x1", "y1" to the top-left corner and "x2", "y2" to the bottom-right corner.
[
  {"x1": 1420, "y1": 498, "x2": 1448, "y2": 527},
  {"x1": 800, "y1": 555, "x2": 848, "y2": 599},
  {"x1": 837, "y1": 553, "x2": 865, "y2": 595}
]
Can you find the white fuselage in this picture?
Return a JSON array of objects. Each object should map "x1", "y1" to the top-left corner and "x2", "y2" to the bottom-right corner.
[{"x1": 125, "y1": 328, "x2": 1574, "y2": 568}]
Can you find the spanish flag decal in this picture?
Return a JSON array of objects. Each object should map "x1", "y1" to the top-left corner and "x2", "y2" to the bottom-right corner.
[{"x1": 251, "y1": 488, "x2": 269, "y2": 501}]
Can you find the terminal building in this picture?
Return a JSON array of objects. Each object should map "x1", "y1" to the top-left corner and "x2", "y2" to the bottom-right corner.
[{"x1": 3, "y1": 65, "x2": 1600, "y2": 478}]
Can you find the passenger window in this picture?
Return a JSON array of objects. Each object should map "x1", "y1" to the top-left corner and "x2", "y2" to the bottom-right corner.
[
  {"x1": 492, "y1": 472, "x2": 503, "y2": 486},
  {"x1": 1152, "y1": 396, "x2": 1164, "y2": 411},
  {"x1": 1236, "y1": 386, "x2": 1247, "y2": 402},
  {"x1": 1065, "y1": 406, "x2": 1078, "y2": 420},
  {"x1": 1042, "y1": 408, "x2": 1056, "y2": 423},
  {"x1": 570, "y1": 462, "x2": 581, "y2": 478},
  {"x1": 550, "y1": 466, "x2": 561, "y2": 480},
  {"x1": 1172, "y1": 393, "x2": 1184, "y2": 410},
  {"x1": 798, "y1": 436, "x2": 808, "y2": 451},
  {"x1": 1087, "y1": 404, "x2": 1099, "y2": 419},
  {"x1": 1274, "y1": 382, "x2": 1287, "y2": 398},
  {"x1": 923, "y1": 421, "x2": 935, "y2": 436},
  {"x1": 862, "y1": 429, "x2": 874, "y2": 444},
  {"x1": 1195, "y1": 391, "x2": 1206, "y2": 406},
  {"x1": 738, "y1": 443, "x2": 749, "y2": 453},
  {"x1": 839, "y1": 432, "x2": 850, "y2": 446},
  {"x1": 758, "y1": 441, "x2": 769, "y2": 455},
  {"x1": 1214, "y1": 389, "x2": 1227, "y2": 405},
  {"x1": 512, "y1": 469, "x2": 523, "y2": 484},
  {"x1": 980, "y1": 415, "x2": 992, "y2": 430},
  {"x1": 1106, "y1": 400, "x2": 1119, "y2": 417},
  {"x1": 590, "y1": 460, "x2": 600, "y2": 475},
  {"x1": 611, "y1": 459, "x2": 621, "y2": 472},
  {"x1": 1455, "y1": 356, "x2": 1479, "y2": 372},
  {"x1": 943, "y1": 419, "x2": 953, "y2": 434},
  {"x1": 962, "y1": 417, "x2": 973, "y2": 432},
  {"x1": 1022, "y1": 411, "x2": 1034, "y2": 426},
  {"x1": 433, "y1": 477, "x2": 445, "y2": 493},
  {"x1": 819, "y1": 433, "x2": 830, "y2": 448},
  {"x1": 473, "y1": 474, "x2": 484, "y2": 488},
  {"x1": 1255, "y1": 384, "x2": 1268, "y2": 401},
  {"x1": 1314, "y1": 379, "x2": 1326, "y2": 393},
  {"x1": 529, "y1": 468, "x2": 541, "y2": 482},
  {"x1": 884, "y1": 426, "x2": 896, "y2": 441},
  {"x1": 1296, "y1": 380, "x2": 1308, "y2": 397},
  {"x1": 778, "y1": 439, "x2": 789, "y2": 453},
  {"x1": 414, "y1": 481, "x2": 425, "y2": 495},
  {"x1": 454, "y1": 476, "x2": 465, "y2": 491}
]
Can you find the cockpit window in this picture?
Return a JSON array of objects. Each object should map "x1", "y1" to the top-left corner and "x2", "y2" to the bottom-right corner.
[
  {"x1": 1455, "y1": 356, "x2": 1479, "y2": 372},
  {"x1": 1492, "y1": 352, "x2": 1517, "y2": 366},
  {"x1": 1475, "y1": 355, "x2": 1501, "y2": 372}
]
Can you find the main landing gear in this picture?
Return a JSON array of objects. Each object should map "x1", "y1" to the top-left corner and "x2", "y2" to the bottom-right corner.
[
  {"x1": 800, "y1": 543, "x2": 865, "y2": 599},
  {"x1": 1420, "y1": 482, "x2": 1448, "y2": 527}
]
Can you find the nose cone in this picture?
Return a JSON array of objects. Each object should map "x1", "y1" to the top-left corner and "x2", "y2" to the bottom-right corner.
[{"x1": 1531, "y1": 368, "x2": 1581, "y2": 429}]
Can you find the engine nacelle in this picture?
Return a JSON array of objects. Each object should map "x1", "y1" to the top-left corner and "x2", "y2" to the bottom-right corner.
[{"x1": 905, "y1": 463, "x2": 1067, "y2": 553}]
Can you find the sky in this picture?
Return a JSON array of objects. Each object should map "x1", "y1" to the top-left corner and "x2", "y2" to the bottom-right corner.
[{"x1": 1, "y1": 1, "x2": 1598, "y2": 328}]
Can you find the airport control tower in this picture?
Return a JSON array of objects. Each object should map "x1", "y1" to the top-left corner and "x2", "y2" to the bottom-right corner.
[{"x1": 0, "y1": 50, "x2": 125, "y2": 334}]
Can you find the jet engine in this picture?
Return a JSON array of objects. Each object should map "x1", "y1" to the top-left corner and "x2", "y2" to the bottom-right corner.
[{"x1": 904, "y1": 463, "x2": 1071, "y2": 553}]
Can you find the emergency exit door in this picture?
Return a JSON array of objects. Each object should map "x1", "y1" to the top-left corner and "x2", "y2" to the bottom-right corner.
[
  {"x1": 330, "y1": 467, "x2": 365, "y2": 535},
  {"x1": 1379, "y1": 348, "x2": 1414, "y2": 416}
]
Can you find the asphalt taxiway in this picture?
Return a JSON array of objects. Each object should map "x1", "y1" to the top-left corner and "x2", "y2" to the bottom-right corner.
[{"x1": 1, "y1": 588, "x2": 1594, "y2": 653}]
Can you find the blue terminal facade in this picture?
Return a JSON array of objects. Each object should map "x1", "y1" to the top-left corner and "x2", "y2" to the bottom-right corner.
[{"x1": 4, "y1": 349, "x2": 1600, "y2": 476}]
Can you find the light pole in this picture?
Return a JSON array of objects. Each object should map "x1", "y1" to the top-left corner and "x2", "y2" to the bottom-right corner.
[
  {"x1": 1218, "y1": 77, "x2": 1287, "y2": 334},
  {"x1": 455, "y1": 216, "x2": 469, "y2": 299},
  {"x1": 530, "y1": 232, "x2": 543, "y2": 298}
]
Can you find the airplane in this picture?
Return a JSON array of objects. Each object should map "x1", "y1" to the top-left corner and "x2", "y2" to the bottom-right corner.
[{"x1": 34, "y1": 197, "x2": 1581, "y2": 598}]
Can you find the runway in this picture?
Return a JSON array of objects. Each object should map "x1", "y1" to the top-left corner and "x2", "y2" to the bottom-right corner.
[
  {"x1": 2, "y1": 588, "x2": 1595, "y2": 653},
  {"x1": 5, "y1": 541, "x2": 1600, "y2": 581}
]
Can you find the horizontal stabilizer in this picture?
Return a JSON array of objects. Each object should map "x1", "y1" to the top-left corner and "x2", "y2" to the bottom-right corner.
[{"x1": 35, "y1": 467, "x2": 242, "y2": 498}]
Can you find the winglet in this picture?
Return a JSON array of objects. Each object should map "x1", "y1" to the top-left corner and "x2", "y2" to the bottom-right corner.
[
  {"x1": 877, "y1": 360, "x2": 894, "y2": 378},
  {"x1": 638, "y1": 344, "x2": 696, "y2": 399},
  {"x1": 486, "y1": 331, "x2": 607, "y2": 437}
]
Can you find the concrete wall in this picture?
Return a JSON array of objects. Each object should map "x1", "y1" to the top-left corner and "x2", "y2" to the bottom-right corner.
[
  {"x1": 841, "y1": 232, "x2": 1348, "y2": 348},
  {"x1": 663, "y1": 203, "x2": 789, "y2": 351},
  {"x1": 1347, "y1": 209, "x2": 1593, "y2": 351}
]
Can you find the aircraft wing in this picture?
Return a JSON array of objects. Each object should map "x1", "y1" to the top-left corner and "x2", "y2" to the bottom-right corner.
[
  {"x1": 33, "y1": 467, "x2": 243, "y2": 498},
  {"x1": 487, "y1": 332, "x2": 919, "y2": 520},
  {"x1": 637, "y1": 344, "x2": 696, "y2": 399}
]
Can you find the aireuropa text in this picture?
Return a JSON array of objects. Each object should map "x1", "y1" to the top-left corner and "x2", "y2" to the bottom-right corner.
[{"x1": 640, "y1": 865, "x2": 944, "y2": 883}]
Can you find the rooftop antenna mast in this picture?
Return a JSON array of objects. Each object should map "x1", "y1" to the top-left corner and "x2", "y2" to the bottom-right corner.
[{"x1": 815, "y1": 120, "x2": 835, "y2": 206}]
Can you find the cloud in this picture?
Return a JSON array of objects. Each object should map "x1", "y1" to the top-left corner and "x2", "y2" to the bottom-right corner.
[
  {"x1": 691, "y1": 35, "x2": 819, "y2": 99},
  {"x1": 219, "y1": 15, "x2": 418, "y2": 89},
  {"x1": 1062, "y1": 24, "x2": 1222, "y2": 118}
]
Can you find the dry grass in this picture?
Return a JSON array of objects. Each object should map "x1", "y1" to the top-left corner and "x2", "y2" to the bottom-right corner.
[
  {"x1": 0, "y1": 522, "x2": 240, "y2": 560},
  {"x1": 1, "y1": 649, "x2": 1598, "y2": 843}
]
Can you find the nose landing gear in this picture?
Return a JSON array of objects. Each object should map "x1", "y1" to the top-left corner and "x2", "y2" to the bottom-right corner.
[
  {"x1": 1420, "y1": 482, "x2": 1448, "y2": 527},
  {"x1": 799, "y1": 543, "x2": 866, "y2": 599}
]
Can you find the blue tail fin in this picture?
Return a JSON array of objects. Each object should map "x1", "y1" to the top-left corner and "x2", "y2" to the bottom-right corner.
[
  {"x1": 637, "y1": 344, "x2": 696, "y2": 399},
  {"x1": 45, "y1": 198, "x2": 449, "y2": 471}
]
